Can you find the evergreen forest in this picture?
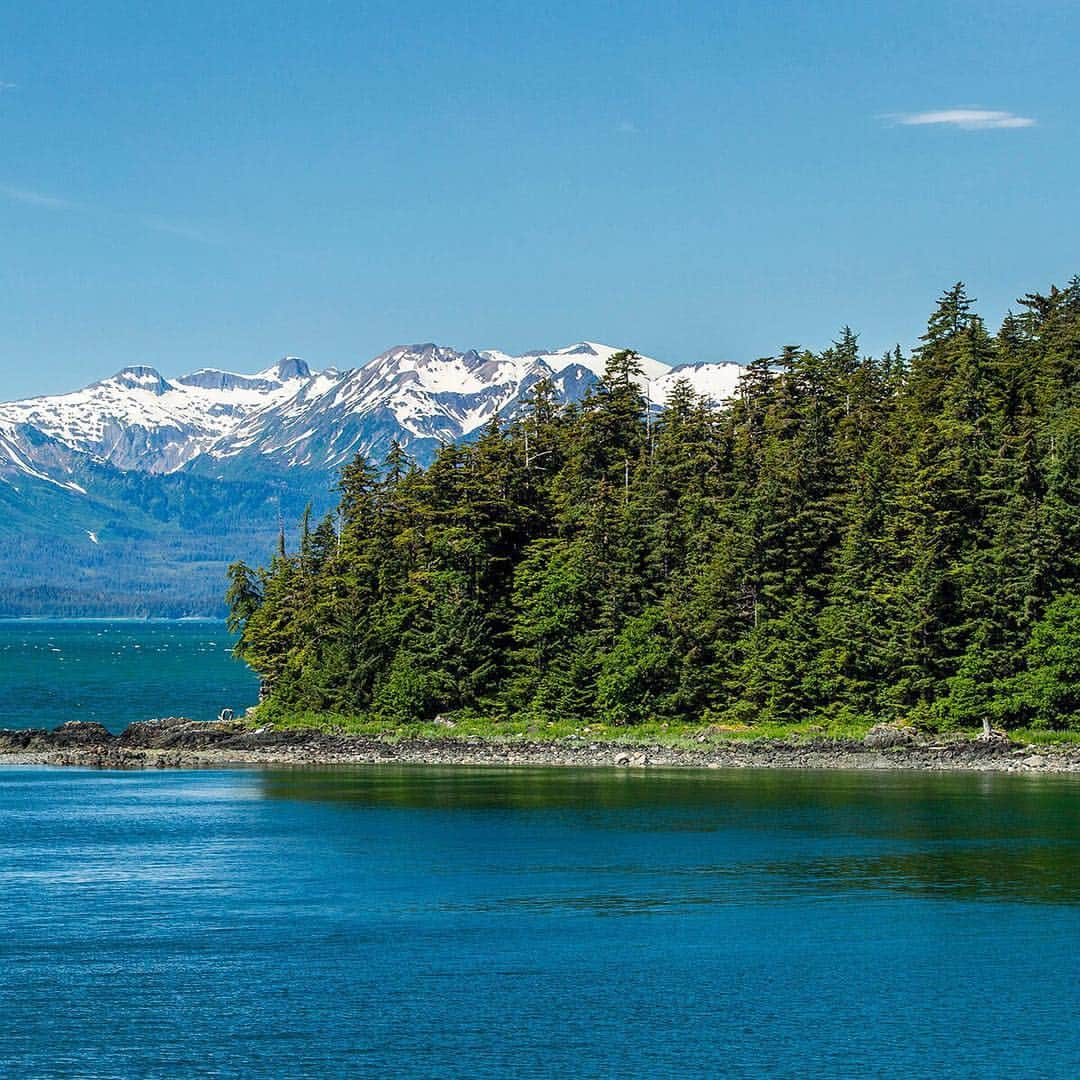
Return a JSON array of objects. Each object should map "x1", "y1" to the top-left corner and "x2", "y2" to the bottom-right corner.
[{"x1": 228, "y1": 283, "x2": 1080, "y2": 733}]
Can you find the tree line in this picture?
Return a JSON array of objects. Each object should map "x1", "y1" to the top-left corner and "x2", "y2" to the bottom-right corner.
[{"x1": 228, "y1": 282, "x2": 1079, "y2": 731}]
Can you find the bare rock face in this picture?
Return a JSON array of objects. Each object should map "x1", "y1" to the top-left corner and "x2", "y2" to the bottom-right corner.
[
  {"x1": 0, "y1": 728, "x2": 44, "y2": 751},
  {"x1": 862, "y1": 723, "x2": 919, "y2": 750},
  {"x1": 116, "y1": 717, "x2": 195, "y2": 748},
  {"x1": 49, "y1": 722, "x2": 114, "y2": 747},
  {"x1": 117, "y1": 718, "x2": 239, "y2": 750}
]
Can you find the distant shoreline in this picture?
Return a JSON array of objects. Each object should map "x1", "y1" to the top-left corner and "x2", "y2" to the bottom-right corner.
[
  {"x1": 0, "y1": 617, "x2": 226, "y2": 624},
  {"x1": 2, "y1": 719, "x2": 1079, "y2": 774}
]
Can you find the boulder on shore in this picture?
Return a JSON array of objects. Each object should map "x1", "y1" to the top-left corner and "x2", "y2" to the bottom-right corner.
[{"x1": 862, "y1": 723, "x2": 919, "y2": 750}]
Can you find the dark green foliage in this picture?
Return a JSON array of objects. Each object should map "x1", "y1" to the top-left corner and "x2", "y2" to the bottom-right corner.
[
  {"x1": 232, "y1": 286, "x2": 1080, "y2": 731},
  {"x1": 225, "y1": 561, "x2": 263, "y2": 638},
  {"x1": 1000, "y1": 594, "x2": 1080, "y2": 729}
]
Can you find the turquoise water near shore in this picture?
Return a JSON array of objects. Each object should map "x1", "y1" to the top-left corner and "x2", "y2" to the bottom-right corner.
[
  {"x1": 0, "y1": 621, "x2": 258, "y2": 731},
  {"x1": 1, "y1": 764, "x2": 1079, "y2": 1077}
]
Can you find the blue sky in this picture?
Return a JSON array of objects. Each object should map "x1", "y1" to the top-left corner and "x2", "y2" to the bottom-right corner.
[{"x1": 1, "y1": 0, "x2": 1076, "y2": 398}]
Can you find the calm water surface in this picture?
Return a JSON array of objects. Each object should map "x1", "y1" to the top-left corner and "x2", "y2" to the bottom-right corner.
[
  {"x1": 1, "y1": 624, "x2": 1078, "y2": 1077},
  {"x1": 0, "y1": 621, "x2": 258, "y2": 731},
  {"x1": 1, "y1": 765, "x2": 1078, "y2": 1078}
]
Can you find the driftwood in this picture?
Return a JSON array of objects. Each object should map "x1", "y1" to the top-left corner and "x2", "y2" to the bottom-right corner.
[{"x1": 978, "y1": 717, "x2": 1009, "y2": 743}]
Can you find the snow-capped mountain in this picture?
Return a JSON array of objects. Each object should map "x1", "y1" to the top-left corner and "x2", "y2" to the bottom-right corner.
[
  {"x1": 0, "y1": 357, "x2": 313, "y2": 485},
  {"x1": 0, "y1": 342, "x2": 744, "y2": 488},
  {"x1": 194, "y1": 341, "x2": 702, "y2": 477},
  {"x1": 650, "y1": 361, "x2": 747, "y2": 406}
]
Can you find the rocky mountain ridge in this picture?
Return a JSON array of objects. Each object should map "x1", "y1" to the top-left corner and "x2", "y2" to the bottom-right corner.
[{"x1": 1, "y1": 343, "x2": 743, "y2": 486}]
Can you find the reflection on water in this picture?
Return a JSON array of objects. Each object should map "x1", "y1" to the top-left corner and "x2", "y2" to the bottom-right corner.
[
  {"x1": 259, "y1": 762, "x2": 1078, "y2": 820},
  {"x1": 2, "y1": 765, "x2": 1078, "y2": 1078},
  {"x1": 260, "y1": 766, "x2": 1080, "y2": 907}
]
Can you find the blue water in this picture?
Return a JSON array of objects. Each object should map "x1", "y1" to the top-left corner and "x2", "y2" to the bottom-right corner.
[
  {"x1": 1, "y1": 765, "x2": 1078, "y2": 1078},
  {"x1": 1, "y1": 624, "x2": 1079, "y2": 1076},
  {"x1": 0, "y1": 621, "x2": 258, "y2": 731}
]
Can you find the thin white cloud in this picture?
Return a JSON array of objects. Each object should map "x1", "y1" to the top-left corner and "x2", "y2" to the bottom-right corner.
[
  {"x1": 885, "y1": 108, "x2": 1036, "y2": 130},
  {"x1": 0, "y1": 184, "x2": 70, "y2": 208},
  {"x1": 1, "y1": 182, "x2": 220, "y2": 243},
  {"x1": 615, "y1": 120, "x2": 640, "y2": 135},
  {"x1": 0, "y1": 81, "x2": 17, "y2": 92}
]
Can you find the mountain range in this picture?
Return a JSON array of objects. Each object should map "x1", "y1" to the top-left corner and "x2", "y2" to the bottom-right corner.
[{"x1": 0, "y1": 342, "x2": 743, "y2": 616}]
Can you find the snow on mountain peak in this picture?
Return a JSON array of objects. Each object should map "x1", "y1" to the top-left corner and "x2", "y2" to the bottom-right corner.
[
  {"x1": 0, "y1": 355, "x2": 325, "y2": 479},
  {"x1": 258, "y1": 357, "x2": 312, "y2": 382},
  {"x1": 0, "y1": 340, "x2": 745, "y2": 487},
  {"x1": 195, "y1": 341, "x2": 740, "y2": 478},
  {"x1": 650, "y1": 361, "x2": 745, "y2": 405},
  {"x1": 176, "y1": 358, "x2": 313, "y2": 394},
  {"x1": 479, "y1": 342, "x2": 671, "y2": 382},
  {"x1": 104, "y1": 366, "x2": 173, "y2": 395}
]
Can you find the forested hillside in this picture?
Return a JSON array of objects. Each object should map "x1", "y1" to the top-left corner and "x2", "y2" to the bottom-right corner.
[
  {"x1": 0, "y1": 468, "x2": 319, "y2": 618},
  {"x1": 230, "y1": 283, "x2": 1079, "y2": 732}
]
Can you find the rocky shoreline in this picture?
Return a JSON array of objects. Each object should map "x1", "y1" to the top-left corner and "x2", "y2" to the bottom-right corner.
[{"x1": 0, "y1": 717, "x2": 1078, "y2": 772}]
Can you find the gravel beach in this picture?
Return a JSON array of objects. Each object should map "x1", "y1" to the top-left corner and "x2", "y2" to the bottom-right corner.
[{"x1": 2, "y1": 718, "x2": 1077, "y2": 772}]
